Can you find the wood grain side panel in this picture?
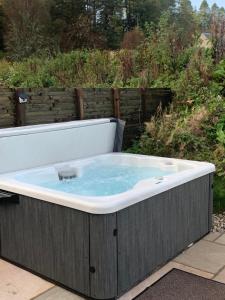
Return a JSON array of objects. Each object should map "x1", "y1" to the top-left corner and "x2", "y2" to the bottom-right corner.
[
  {"x1": 117, "y1": 175, "x2": 210, "y2": 294},
  {"x1": 208, "y1": 173, "x2": 214, "y2": 231},
  {"x1": 90, "y1": 214, "x2": 117, "y2": 299},
  {"x1": 0, "y1": 196, "x2": 90, "y2": 296}
]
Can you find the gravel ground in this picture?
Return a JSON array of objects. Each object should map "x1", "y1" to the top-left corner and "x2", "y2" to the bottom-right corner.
[{"x1": 213, "y1": 213, "x2": 225, "y2": 232}]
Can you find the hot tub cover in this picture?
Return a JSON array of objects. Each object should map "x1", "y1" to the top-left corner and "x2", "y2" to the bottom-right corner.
[{"x1": 0, "y1": 118, "x2": 125, "y2": 174}]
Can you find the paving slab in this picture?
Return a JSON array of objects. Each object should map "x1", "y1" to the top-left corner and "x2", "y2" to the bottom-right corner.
[
  {"x1": 33, "y1": 286, "x2": 84, "y2": 300},
  {"x1": 175, "y1": 240, "x2": 225, "y2": 274},
  {"x1": 203, "y1": 232, "x2": 222, "y2": 242},
  {"x1": 0, "y1": 259, "x2": 54, "y2": 300},
  {"x1": 214, "y1": 267, "x2": 225, "y2": 284},
  {"x1": 119, "y1": 261, "x2": 213, "y2": 300},
  {"x1": 214, "y1": 233, "x2": 225, "y2": 245}
]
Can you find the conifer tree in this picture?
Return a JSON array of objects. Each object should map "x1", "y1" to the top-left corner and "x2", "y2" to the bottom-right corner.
[
  {"x1": 176, "y1": 0, "x2": 196, "y2": 45},
  {"x1": 199, "y1": 0, "x2": 210, "y2": 31}
]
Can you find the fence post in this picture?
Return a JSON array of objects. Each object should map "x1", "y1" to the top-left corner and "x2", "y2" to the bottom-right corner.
[
  {"x1": 112, "y1": 88, "x2": 121, "y2": 119},
  {"x1": 14, "y1": 89, "x2": 27, "y2": 126},
  {"x1": 140, "y1": 88, "x2": 147, "y2": 123},
  {"x1": 75, "y1": 88, "x2": 84, "y2": 120}
]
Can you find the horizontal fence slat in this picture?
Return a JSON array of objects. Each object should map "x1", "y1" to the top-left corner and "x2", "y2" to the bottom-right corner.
[{"x1": 0, "y1": 88, "x2": 172, "y2": 147}]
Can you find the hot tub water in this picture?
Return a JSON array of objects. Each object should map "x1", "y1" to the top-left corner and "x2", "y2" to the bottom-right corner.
[{"x1": 16, "y1": 161, "x2": 175, "y2": 197}]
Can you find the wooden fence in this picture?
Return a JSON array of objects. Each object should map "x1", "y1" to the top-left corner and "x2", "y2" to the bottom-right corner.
[{"x1": 0, "y1": 88, "x2": 172, "y2": 147}]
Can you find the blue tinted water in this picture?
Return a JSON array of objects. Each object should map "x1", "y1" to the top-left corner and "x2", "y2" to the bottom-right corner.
[{"x1": 20, "y1": 162, "x2": 174, "y2": 196}]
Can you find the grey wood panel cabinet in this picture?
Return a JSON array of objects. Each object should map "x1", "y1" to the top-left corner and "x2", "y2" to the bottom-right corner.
[
  {"x1": 117, "y1": 175, "x2": 210, "y2": 294},
  {"x1": 0, "y1": 174, "x2": 213, "y2": 299},
  {"x1": 0, "y1": 196, "x2": 90, "y2": 295}
]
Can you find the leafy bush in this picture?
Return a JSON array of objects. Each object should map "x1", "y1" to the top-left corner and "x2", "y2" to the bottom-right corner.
[
  {"x1": 121, "y1": 27, "x2": 145, "y2": 50},
  {"x1": 214, "y1": 176, "x2": 225, "y2": 212}
]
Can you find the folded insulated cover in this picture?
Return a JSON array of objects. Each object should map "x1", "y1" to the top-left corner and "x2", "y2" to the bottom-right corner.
[{"x1": 0, "y1": 118, "x2": 125, "y2": 174}]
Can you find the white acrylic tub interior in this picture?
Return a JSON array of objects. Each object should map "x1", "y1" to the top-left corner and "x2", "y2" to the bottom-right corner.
[{"x1": 0, "y1": 153, "x2": 215, "y2": 214}]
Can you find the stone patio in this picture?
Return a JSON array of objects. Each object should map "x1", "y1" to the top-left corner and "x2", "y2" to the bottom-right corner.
[{"x1": 1, "y1": 232, "x2": 225, "y2": 300}]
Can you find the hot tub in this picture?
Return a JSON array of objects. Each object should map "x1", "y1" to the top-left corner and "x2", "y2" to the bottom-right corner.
[
  {"x1": 0, "y1": 119, "x2": 215, "y2": 299},
  {"x1": 0, "y1": 153, "x2": 215, "y2": 214}
]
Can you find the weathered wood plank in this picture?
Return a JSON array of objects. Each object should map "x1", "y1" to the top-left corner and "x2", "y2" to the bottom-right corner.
[
  {"x1": 75, "y1": 88, "x2": 85, "y2": 120},
  {"x1": 112, "y1": 88, "x2": 121, "y2": 119},
  {"x1": 14, "y1": 89, "x2": 26, "y2": 126}
]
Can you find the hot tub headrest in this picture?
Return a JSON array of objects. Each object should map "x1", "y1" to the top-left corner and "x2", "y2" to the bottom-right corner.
[{"x1": 0, "y1": 118, "x2": 125, "y2": 174}]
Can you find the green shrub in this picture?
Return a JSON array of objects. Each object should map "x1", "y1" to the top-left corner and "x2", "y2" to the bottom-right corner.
[{"x1": 214, "y1": 176, "x2": 225, "y2": 212}]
